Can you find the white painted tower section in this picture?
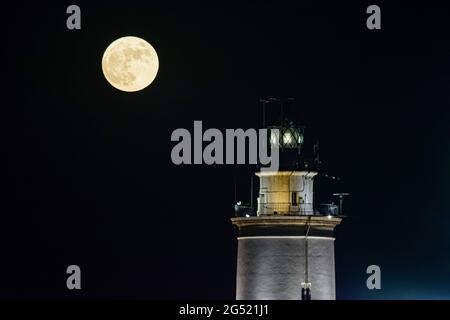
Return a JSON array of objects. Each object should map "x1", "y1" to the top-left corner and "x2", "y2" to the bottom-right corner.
[{"x1": 231, "y1": 171, "x2": 341, "y2": 300}]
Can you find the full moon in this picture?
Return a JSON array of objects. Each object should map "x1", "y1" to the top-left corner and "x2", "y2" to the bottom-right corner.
[{"x1": 102, "y1": 36, "x2": 159, "y2": 92}]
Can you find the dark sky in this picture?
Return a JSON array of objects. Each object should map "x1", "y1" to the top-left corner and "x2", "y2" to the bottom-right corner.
[{"x1": 2, "y1": 1, "x2": 450, "y2": 299}]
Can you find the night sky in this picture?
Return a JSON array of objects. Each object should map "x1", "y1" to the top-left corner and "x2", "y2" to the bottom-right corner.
[{"x1": 2, "y1": 1, "x2": 450, "y2": 299}]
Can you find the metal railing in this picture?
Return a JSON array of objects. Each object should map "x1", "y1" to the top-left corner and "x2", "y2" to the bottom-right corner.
[
  {"x1": 260, "y1": 202, "x2": 314, "y2": 216},
  {"x1": 235, "y1": 203, "x2": 340, "y2": 217}
]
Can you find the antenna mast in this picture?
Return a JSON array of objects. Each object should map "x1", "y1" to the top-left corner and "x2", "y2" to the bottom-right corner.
[{"x1": 332, "y1": 193, "x2": 350, "y2": 215}]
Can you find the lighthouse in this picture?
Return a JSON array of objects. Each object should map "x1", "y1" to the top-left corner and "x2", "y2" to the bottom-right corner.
[{"x1": 231, "y1": 99, "x2": 344, "y2": 300}]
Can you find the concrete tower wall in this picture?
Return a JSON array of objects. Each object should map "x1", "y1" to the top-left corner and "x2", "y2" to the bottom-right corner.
[{"x1": 236, "y1": 236, "x2": 336, "y2": 300}]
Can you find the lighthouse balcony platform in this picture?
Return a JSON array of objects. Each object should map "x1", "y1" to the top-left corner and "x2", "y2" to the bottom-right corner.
[{"x1": 231, "y1": 213, "x2": 342, "y2": 238}]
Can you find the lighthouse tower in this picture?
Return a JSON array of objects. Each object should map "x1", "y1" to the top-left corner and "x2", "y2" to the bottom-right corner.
[{"x1": 231, "y1": 100, "x2": 343, "y2": 300}]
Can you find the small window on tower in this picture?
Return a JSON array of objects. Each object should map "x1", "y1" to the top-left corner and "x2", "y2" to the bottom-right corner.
[{"x1": 292, "y1": 192, "x2": 298, "y2": 205}]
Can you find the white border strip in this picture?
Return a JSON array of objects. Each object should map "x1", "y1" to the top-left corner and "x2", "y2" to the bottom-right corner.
[{"x1": 237, "y1": 236, "x2": 335, "y2": 240}]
